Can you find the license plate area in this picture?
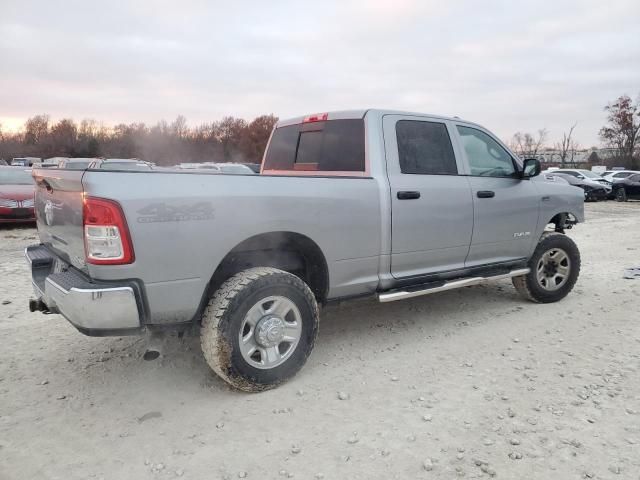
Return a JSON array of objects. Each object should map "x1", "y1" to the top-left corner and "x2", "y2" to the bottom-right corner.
[{"x1": 11, "y1": 208, "x2": 30, "y2": 217}]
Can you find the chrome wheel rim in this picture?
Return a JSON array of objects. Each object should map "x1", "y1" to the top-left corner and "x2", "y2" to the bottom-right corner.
[
  {"x1": 536, "y1": 248, "x2": 571, "y2": 291},
  {"x1": 238, "y1": 296, "x2": 302, "y2": 369}
]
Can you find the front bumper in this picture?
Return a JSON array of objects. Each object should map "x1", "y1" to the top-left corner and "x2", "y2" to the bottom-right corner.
[
  {"x1": 0, "y1": 206, "x2": 35, "y2": 223},
  {"x1": 26, "y1": 244, "x2": 143, "y2": 335}
]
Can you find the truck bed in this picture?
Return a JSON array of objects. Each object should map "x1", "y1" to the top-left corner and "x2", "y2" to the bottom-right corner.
[{"x1": 32, "y1": 168, "x2": 383, "y2": 324}]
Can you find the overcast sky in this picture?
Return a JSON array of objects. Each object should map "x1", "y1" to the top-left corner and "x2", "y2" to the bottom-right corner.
[{"x1": 1, "y1": 0, "x2": 639, "y2": 146}]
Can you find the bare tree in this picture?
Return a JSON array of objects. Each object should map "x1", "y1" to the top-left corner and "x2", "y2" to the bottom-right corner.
[
  {"x1": 510, "y1": 129, "x2": 548, "y2": 158},
  {"x1": 0, "y1": 113, "x2": 279, "y2": 166},
  {"x1": 554, "y1": 123, "x2": 577, "y2": 167},
  {"x1": 170, "y1": 115, "x2": 188, "y2": 139},
  {"x1": 599, "y1": 94, "x2": 640, "y2": 169},
  {"x1": 24, "y1": 114, "x2": 50, "y2": 146}
]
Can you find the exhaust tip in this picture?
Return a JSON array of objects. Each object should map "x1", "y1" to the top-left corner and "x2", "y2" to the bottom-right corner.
[
  {"x1": 29, "y1": 299, "x2": 38, "y2": 312},
  {"x1": 29, "y1": 298, "x2": 47, "y2": 312},
  {"x1": 143, "y1": 350, "x2": 161, "y2": 361},
  {"x1": 142, "y1": 330, "x2": 164, "y2": 361}
]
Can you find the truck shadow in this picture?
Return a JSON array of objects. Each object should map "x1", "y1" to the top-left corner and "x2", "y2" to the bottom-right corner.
[{"x1": 55, "y1": 280, "x2": 527, "y2": 396}]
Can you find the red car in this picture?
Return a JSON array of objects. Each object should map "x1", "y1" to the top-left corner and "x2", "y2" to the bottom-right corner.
[{"x1": 0, "y1": 166, "x2": 36, "y2": 224}]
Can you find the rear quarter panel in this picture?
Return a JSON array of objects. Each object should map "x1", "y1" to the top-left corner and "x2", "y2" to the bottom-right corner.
[{"x1": 81, "y1": 171, "x2": 382, "y2": 323}]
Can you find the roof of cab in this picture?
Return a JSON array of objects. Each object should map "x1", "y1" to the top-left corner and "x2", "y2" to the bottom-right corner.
[{"x1": 276, "y1": 109, "x2": 472, "y2": 128}]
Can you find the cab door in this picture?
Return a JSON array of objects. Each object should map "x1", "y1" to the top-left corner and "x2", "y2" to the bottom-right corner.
[
  {"x1": 453, "y1": 124, "x2": 540, "y2": 267},
  {"x1": 383, "y1": 115, "x2": 474, "y2": 278}
]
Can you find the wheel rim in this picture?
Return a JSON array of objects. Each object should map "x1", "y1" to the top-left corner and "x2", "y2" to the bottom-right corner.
[
  {"x1": 617, "y1": 189, "x2": 625, "y2": 200},
  {"x1": 238, "y1": 295, "x2": 302, "y2": 369},
  {"x1": 536, "y1": 248, "x2": 571, "y2": 291}
]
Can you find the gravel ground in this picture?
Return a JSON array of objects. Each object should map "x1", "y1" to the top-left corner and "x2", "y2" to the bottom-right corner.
[{"x1": 1, "y1": 201, "x2": 639, "y2": 480}]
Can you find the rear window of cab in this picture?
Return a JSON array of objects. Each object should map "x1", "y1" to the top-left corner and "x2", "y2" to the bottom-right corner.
[{"x1": 262, "y1": 119, "x2": 365, "y2": 173}]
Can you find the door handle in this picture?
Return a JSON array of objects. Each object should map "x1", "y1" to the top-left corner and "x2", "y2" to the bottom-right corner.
[
  {"x1": 477, "y1": 190, "x2": 495, "y2": 198},
  {"x1": 397, "y1": 191, "x2": 421, "y2": 200}
]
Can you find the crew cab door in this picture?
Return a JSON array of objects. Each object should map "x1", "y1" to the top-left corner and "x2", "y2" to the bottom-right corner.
[
  {"x1": 452, "y1": 123, "x2": 540, "y2": 267},
  {"x1": 383, "y1": 115, "x2": 473, "y2": 278}
]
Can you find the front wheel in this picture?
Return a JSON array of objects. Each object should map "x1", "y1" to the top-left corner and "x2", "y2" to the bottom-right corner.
[
  {"x1": 615, "y1": 188, "x2": 628, "y2": 202},
  {"x1": 512, "y1": 233, "x2": 581, "y2": 303},
  {"x1": 201, "y1": 267, "x2": 319, "y2": 392}
]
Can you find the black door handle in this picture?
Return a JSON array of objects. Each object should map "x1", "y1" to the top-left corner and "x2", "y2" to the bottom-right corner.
[
  {"x1": 477, "y1": 190, "x2": 495, "y2": 198},
  {"x1": 397, "y1": 191, "x2": 421, "y2": 200}
]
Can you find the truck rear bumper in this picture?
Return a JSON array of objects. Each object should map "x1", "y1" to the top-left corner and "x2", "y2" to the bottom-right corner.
[{"x1": 26, "y1": 244, "x2": 143, "y2": 335}]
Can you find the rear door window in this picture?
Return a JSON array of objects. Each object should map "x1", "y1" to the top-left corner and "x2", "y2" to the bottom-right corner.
[
  {"x1": 263, "y1": 119, "x2": 365, "y2": 173},
  {"x1": 396, "y1": 120, "x2": 457, "y2": 175}
]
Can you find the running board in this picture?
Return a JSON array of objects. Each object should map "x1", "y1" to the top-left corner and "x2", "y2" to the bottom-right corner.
[{"x1": 378, "y1": 268, "x2": 530, "y2": 303}]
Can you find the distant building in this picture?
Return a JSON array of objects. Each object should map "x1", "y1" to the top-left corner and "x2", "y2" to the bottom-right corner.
[{"x1": 524, "y1": 147, "x2": 624, "y2": 167}]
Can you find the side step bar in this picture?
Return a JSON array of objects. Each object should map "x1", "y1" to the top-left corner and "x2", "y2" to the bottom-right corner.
[{"x1": 378, "y1": 268, "x2": 530, "y2": 303}]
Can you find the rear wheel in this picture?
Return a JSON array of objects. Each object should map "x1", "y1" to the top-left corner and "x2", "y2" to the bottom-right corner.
[
  {"x1": 201, "y1": 267, "x2": 319, "y2": 392},
  {"x1": 615, "y1": 187, "x2": 628, "y2": 202},
  {"x1": 512, "y1": 233, "x2": 580, "y2": 303}
]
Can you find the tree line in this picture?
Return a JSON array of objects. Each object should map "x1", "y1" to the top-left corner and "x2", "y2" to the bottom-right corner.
[
  {"x1": 0, "y1": 114, "x2": 278, "y2": 166},
  {"x1": 1, "y1": 94, "x2": 638, "y2": 168}
]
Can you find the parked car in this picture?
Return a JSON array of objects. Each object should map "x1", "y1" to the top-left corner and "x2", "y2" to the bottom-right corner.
[
  {"x1": 612, "y1": 172, "x2": 640, "y2": 201},
  {"x1": 58, "y1": 158, "x2": 99, "y2": 170},
  {"x1": 214, "y1": 163, "x2": 255, "y2": 174},
  {"x1": 601, "y1": 170, "x2": 638, "y2": 182},
  {"x1": 545, "y1": 172, "x2": 608, "y2": 201},
  {"x1": 27, "y1": 109, "x2": 584, "y2": 391},
  {"x1": 40, "y1": 157, "x2": 68, "y2": 168},
  {"x1": 0, "y1": 166, "x2": 35, "y2": 224},
  {"x1": 11, "y1": 157, "x2": 40, "y2": 167},
  {"x1": 241, "y1": 162, "x2": 262, "y2": 173},
  {"x1": 546, "y1": 169, "x2": 612, "y2": 199},
  {"x1": 177, "y1": 162, "x2": 256, "y2": 174},
  {"x1": 88, "y1": 158, "x2": 154, "y2": 170},
  {"x1": 552, "y1": 168, "x2": 612, "y2": 188},
  {"x1": 0, "y1": 159, "x2": 8, "y2": 166}
]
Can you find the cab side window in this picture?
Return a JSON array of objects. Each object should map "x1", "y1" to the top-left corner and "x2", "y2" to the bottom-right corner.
[
  {"x1": 396, "y1": 120, "x2": 457, "y2": 175},
  {"x1": 457, "y1": 126, "x2": 516, "y2": 177}
]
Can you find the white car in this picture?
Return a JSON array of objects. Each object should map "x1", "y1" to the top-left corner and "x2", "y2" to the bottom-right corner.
[
  {"x1": 550, "y1": 169, "x2": 612, "y2": 193},
  {"x1": 601, "y1": 170, "x2": 638, "y2": 182}
]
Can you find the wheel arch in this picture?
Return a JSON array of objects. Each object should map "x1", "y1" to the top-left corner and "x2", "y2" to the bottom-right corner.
[
  {"x1": 541, "y1": 209, "x2": 582, "y2": 236},
  {"x1": 204, "y1": 231, "x2": 330, "y2": 308}
]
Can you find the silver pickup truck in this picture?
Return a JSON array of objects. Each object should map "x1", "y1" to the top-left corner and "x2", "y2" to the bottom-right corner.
[{"x1": 27, "y1": 109, "x2": 584, "y2": 391}]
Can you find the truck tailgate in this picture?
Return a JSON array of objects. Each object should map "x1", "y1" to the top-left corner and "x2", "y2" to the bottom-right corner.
[{"x1": 32, "y1": 168, "x2": 87, "y2": 270}]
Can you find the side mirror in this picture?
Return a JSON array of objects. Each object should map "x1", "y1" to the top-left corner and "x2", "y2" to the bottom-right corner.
[{"x1": 522, "y1": 158, "x2": 541, "y2": 178}]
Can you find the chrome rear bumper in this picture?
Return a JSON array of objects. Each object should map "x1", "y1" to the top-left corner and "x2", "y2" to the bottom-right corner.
[{"x1": 26, "y1": 245, "x2": 142, "y2": 333}]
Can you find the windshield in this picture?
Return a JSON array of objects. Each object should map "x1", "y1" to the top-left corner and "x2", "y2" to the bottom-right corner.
[
  {"x1": 0, "y1": 168, "x2": 33, "y2": 185},
  {"x1": 579, "y1": 170, "x2": 601, "y2": 178}
]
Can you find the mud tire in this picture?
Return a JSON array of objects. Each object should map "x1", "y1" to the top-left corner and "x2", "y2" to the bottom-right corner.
[
  {"x1": 201, "y1": 267, "x2": 319, "y2": 392},
  {"x1": 512, "y1": 233, "x2": 581, "y2": 304}
]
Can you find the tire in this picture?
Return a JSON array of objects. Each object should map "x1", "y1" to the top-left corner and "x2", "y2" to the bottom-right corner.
[
  {"x1": 615, "y1": 188, "x2": 628, "y2": 202},
  {"x1": 512, "y1": 232, "x2": 580, "y2": 303},
  {"x1": 201, "y1": 267, "x2": 319, "y2": 392}
]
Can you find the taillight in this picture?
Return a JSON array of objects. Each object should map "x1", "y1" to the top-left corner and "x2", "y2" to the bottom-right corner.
[
  {"x1": 303, "y1": 112, "x2": 328, "y2": 123},
  {"x1": 83, "y1": 197, "x2": 134, "y2": 265}
]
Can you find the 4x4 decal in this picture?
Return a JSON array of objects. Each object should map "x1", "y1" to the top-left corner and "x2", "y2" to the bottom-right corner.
[{"x1": 136, "y1": 202, "x2": 214, "y2": 223}]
